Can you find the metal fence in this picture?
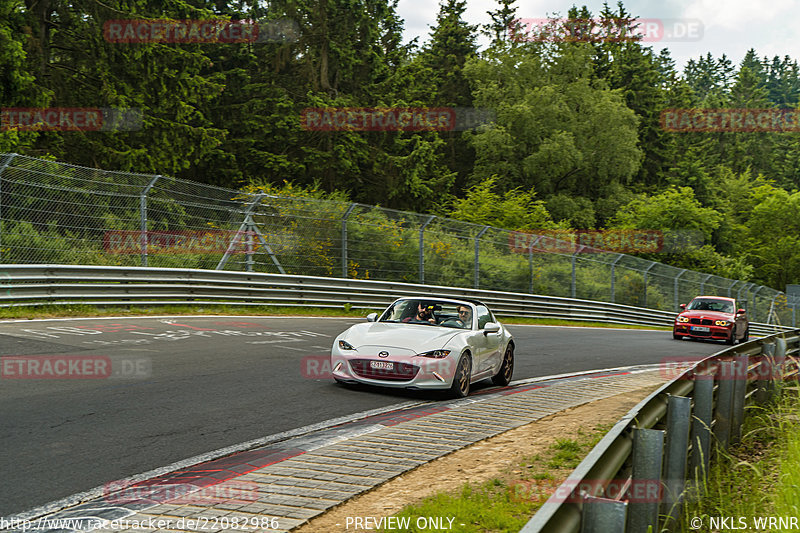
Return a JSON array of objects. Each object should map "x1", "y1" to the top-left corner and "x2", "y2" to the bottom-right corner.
[
  {"x1": 520, "y1": 330, "x2": 800, "y2": 532},
  {"x1": 0, "y1": 152, "x2": 797, "y2": 325}
]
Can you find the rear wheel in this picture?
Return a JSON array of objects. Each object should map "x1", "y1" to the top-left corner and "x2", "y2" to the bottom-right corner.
[
  {"x1": 492, "y1": 343, "x2": 514, "y2": 386},
  {"x1": 742, "y1": 327, "x2": 749, "y2": 342},
  {"x1": 449, "y1": 355, "x2": 472, "y2": 398}
]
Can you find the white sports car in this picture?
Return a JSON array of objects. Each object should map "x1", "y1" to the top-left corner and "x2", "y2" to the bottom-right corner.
[{"x1": 331, "y1": 296, "x2": 515, "y2": 398}]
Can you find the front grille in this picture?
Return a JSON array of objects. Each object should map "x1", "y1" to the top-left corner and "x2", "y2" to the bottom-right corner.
[
  {"x1": 350, "y1": 359, "x2": 419, "y2": 381},
  {"x1": 689, "y1": 318, "x2": 713, "y2": 325}
]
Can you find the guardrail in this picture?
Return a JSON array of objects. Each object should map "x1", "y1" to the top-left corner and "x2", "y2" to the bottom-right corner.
[
  {"x1": 519, "y1": 330, "x2": 800, "y2": 533},
  {"x1": 0, "y1": 264, "x2": 790, "y2": 337}
]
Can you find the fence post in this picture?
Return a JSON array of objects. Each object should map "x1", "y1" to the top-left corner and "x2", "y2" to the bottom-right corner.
[
  {"x1": 341, "y1": 203, "x2": 356, "y2": 278},
  {"x1": 751, "y1": 286, "x2": 763, "y2": 322},
  {"x1": 643, "y1": 262, "x2": 655, "y2": 308},
  {"x1": 689, "y1": 376, "x2": 714, "y2": 496},
  {"x1": 674, "y1": 269, "x2": 687, "y2": 311},
  {"x1": 728, "y1": 279, "x2": 739, "y2": 298},
  {"x1": 528, "y1": 235, "x2": 542, "y2": 294},
  {"x1": 475, "y1": 226, "x2": 489, "y2": 289},
  {"x1": 626, "y1": 428, "x2": 664, "y2": 533},
  {"x1": 140, "y1": 175, "x2": 161, "y2": 267},
  {"x1": 419, "y1": 215, "x2": 434, "y2": 284},
  {"x1": 216, "y1": 193, "x2": 266, "y2": 270},
  {"x1": 0, "y1": 153, "x2": 17, "y2": 264},
  {"x1": 700, "y1": 273, "x2": 712, "y2": 296},
  {"x1": 610, "y1": 255, "x2": 623, "y2": 303},
  {"x1": 662, "y1": 394, "x2": 691, "y2": 529},
  {"x1": 580, "y1": 496, "x2": 626, "y2": 533},
  {"x1": 571, "y1": 250, "x2": 578, "y2": 299}
]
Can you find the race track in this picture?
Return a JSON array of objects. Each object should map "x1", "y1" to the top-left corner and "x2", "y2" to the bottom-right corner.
[{"x1": 0, "y1": 316, "x2": 724, "y2": 516}]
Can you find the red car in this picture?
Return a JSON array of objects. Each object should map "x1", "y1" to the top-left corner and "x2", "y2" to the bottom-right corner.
[{"x1": 673, "y1": 296, "x2": 749, "y2": 344}]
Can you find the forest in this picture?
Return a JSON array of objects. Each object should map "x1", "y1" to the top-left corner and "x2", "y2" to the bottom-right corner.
[{"x1": 2, "y1": 0, "x2": 800, "y2": 290}]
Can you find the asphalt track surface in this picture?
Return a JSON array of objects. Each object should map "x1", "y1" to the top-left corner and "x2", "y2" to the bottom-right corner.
[{"x1": 0, "y1": 316, "x2": 724, "y2": 517}]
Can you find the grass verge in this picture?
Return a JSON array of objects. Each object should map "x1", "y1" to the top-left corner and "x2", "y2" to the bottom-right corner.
[
  {"x1": 0, "y1": 303, "x2": 670, "y2": 330},
  {"x1": 379, "y1": 424, "x2": 611, "y2": 533},
  {"x1": 680, "y1": 383, "x2": 800, "y2": 532}
]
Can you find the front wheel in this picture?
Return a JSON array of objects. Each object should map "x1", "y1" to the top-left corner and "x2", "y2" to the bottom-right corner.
[
  {"x1": 726, "y1": 326, "x2": 737, "y2": 345},
  {"x1": 492, "y1": 344, "x2": 514, "y2": 386},
  {"x1": 448, "y1": 355, "x2": 472, "y2": 399}
]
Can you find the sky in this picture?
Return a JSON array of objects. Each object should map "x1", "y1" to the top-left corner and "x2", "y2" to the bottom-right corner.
[{"x1": 395, "y1": 0, "x2": 800, "y2": 71}]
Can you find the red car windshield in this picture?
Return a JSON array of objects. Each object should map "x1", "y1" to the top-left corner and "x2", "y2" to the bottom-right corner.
[{"x1": 687, "y1": 299, "x2": 734, "y2": 313}]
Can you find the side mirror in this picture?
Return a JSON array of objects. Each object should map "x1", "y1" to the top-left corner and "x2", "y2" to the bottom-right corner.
[
  {"x1": 366, "y1": 312, "x2": 378, "y2": 322},
  {"x1": 483, "y1": 322, "x2": 500, "y2": 334},
  {"x1": 679, "y1": 303, "x2": 686, "y2": 310},
  {"x1": 737, "y1": 308, "x2": 746, "y2": 314}
]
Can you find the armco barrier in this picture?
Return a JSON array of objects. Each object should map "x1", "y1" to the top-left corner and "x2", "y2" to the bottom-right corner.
[
  {"x1": 519, "y1": 331, "x2": 800, "y2": 533},
  {"x1": 0, "y1": 264, "x2": 790, "y2": 336}
]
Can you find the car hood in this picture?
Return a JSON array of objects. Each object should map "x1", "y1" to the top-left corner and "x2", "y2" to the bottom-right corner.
[
  {"x1": 339, "y1": 322, "x2": 462, "y2": 355},
  {"x1": 680, "y1": 310, "x2": 735, "y2": 320}
]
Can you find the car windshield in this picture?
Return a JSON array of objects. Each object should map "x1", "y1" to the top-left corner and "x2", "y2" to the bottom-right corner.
[
  {"x1": 380, "y1": 299, "x2": 472, "y2": 329},
  {"x1": 687, "y1": 299, "x2": 734, "y2": 313}
]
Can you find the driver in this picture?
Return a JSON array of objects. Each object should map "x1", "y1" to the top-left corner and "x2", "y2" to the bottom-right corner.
[
  {"x1": 403, "y1": 302, "x2": 437, "y2": 324},
  {"x1": 456, "y1": 305, "x2": 472, "y2": 328}
]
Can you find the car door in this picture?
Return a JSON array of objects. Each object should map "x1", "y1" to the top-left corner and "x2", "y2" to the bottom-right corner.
[{"x1": 475, "y1": 305, "x2": 502, "y2": 373}]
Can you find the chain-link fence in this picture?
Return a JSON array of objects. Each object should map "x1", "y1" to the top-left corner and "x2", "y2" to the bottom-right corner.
[{"x1": 0, "y1": 152, "x2": 797, "y2": 325}]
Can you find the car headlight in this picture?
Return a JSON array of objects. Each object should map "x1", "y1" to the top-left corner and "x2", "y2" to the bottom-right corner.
[
  {"x1": 416, "y1": 349, "x2": 451, "y2": 359},
  {"x1": 715, "y1": 320, "x2": 730, "y2": 327},
  {"x1": 677, "y1": 316, "x2": 689, "y2": 323},
  {"x1": 338, "y1": 340, "x2": 356, "y2": 350}
]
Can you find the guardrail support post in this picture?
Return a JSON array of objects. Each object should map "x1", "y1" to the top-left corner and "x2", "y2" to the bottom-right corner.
[
  {"x1": 714, "y1": 361, "x2": 735, "y2": 450},
  {"x1": 626, "y1": 428, "x2": 663, "y2": 533},
  {"x1": 730, "y1": 355, "x2": 749, "y2": 444},
  {"x1": 475, "y1": 226, "x2": 489, "y2": 289},
  {"x1": 139, "y1": 175, "x2": 161, "y2": 267},
  {"x1": 757, "y1": 343, "x2": 776, "y2": 404},
  {"x1": 341, "y1": 203, "x2": 356, "y2": 278},
  {"x1": 689, "y1": 376, "x2": 714, "y2": 496},
  {"x1": 776, "y1": 337, "x2": 787, "y2": 382},
  {"x1": 580, "y1": 495, "x2": 626, "y2": 533},
  {"x1": 662, "y1": 394, "x2": 691, "y2": 529}
]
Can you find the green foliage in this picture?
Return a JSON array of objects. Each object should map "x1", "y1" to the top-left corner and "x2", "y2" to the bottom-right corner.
[{"x1": 446, "y1": 176, "x2": 555, "y2": 230}]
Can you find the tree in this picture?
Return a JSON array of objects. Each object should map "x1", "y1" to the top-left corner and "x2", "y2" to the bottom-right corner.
[
  {"x1": 463, "y1": 42, "x2": 641, "y2": 197},
  {"x1": 446, "y1": 176, "x2": 555, "y2": 230}
]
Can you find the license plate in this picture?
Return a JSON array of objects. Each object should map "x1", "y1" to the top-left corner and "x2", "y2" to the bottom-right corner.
[
  {"x1": 691, "y1": 326, "x2": 710, "y2": 332},
  {"x1": 370, "y1": 361, "x2": 394, "y2": 370}
]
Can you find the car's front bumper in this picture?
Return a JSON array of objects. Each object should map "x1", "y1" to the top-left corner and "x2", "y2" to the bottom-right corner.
[
  {"x1": 331, "y1": 351, "x2": 459, "y2": 390},
  {"x1": 674, "y1": 324, "x2": 733, "y2": 341}
]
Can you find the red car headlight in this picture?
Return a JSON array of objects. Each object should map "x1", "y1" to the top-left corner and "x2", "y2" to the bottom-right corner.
[{"x1": 677, "y1": 316, "x2": 689, "y2": 323}]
